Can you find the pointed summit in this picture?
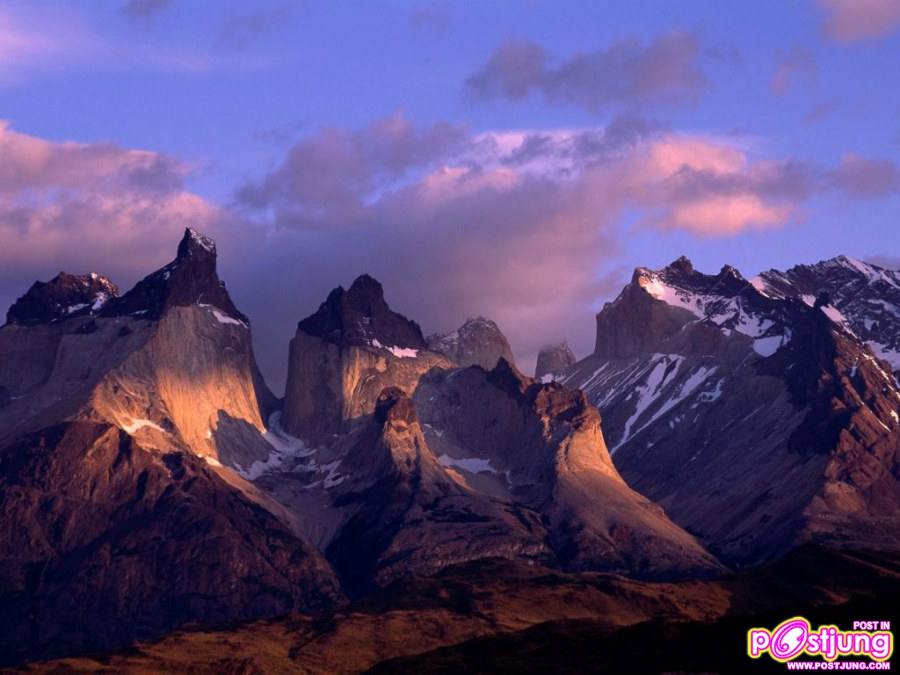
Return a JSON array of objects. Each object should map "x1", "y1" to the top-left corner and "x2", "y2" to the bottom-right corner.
[
  {"x1": 667, "y1": 255, "x2": 694, "y2": 274},
  {"x1": 283, "y1": 274, "x2": 450, "y2": 442},
  {"x1": 103, "y1": 228, "x2": 244, "y2": 322},
  {"x1": 177, "y1": 227, "x2": 217, "y2": 261},
  {"x1": 297, "y1": 273, "x2": 426, "y2": 348}
]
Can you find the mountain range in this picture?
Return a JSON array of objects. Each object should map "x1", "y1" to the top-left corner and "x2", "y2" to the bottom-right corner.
[
  {"x1": 559, "y1": 255, "x2": 900, "y2": 566},
  {"x1": 1, "y1": 229, "x2": 897, "y2": 671}
]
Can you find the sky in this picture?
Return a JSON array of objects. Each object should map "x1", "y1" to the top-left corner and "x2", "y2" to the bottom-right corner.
[{"x1": 1, "y1": 0, "x2": 899, "y2": 392}]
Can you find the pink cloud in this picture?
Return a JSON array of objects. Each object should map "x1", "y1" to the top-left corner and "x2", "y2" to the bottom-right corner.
[
  {"x1": 4, "y1": 116, "x2": 889, "y2": 391},
  {"x1": 0, "y1": 122, "x2": 218, "y2": 282},
  {"x1": 658, "y1": 195, "x2": 793, "y2": 235},
  {"x1": 817, "y1": 0, "x2": 900, "y2": 42},
  {"x1": 612, "y1": 136, "x2": 810, "y2": 236},
  {"x1": 234, "y1": 117, "x2": 813, "y2": 382}
]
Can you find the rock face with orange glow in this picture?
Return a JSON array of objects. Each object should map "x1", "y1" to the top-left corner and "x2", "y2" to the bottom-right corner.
[
  {"x1": 281, "y1": 274, "x2": 452, "y2": 443},
  {"x1": 267, "y1": 280, "x2": 722, "y2": 594},
  {"x1": 0, "y1": 229, "x2": 276, "y2": 470},
  {"x1": 0, "y1": 229, "x2": 338, "y2": 664},
  {"x1": 2, "y1": 231, "x2": 897, "y2": 670}
]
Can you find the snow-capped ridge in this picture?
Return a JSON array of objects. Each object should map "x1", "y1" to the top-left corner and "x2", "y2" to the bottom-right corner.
[{"x1": 6, "y1": 272, "x2": 120, "y2": 326}]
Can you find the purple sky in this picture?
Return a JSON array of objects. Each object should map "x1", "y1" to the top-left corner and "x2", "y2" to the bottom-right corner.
[{"x1": 2, "y1": 0, "x2": 899, "y2": 391}]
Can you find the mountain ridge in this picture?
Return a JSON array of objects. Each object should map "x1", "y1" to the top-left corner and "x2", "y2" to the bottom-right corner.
[
  {"x1": 2, "y1": 233, "x2": 898, "y2": 667},
  {"x1": 561, "y1": 253, "x2": 900, "y2": 565}
]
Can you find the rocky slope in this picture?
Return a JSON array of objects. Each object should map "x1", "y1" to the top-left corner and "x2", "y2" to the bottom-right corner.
[
  {"x1": 262, "y1": 279, "x2": 721, "y2": 590},
  {"x1": 427, "y1": 317, "x2": 516, "y2": 370},
  {"x1": 3, "y1": 237, "x2": 717, "y2": 661},
  {"x1": 0, "y1": 229, "x2": 340, "y2": 666},
  {"x1": 24, "y1": 546, "x2": 900, "y2": 675},
  {"x1": 281, "y1": 274, "x2": 452, "y2": 444},
  {"x1": 757, "y1": 255, "x2": 900, "y2": 380},
  {"x1": 5, "y1": 230, "x2": 897, "y2": 668},
  {"x1": 412, "y1": 359, "x2": 722, "y2": 578},
  {"x1": 0, "y1": 421, "x2": 339, "y2": 665},
  {"x1": 0, "y1": 228, "x2": 278, "y2": 470},
  {"x1": 561, "y1": 256, "x2": 900, "y2": 564}
]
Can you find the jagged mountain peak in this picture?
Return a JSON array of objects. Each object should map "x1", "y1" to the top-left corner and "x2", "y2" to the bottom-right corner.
[
  {"x1": 347, "y1": 272, "x2": 384, "y2": 296},
  {"x1": 486, "y1": 356, "x2": 531, "y2": 397},
  {"x1": 667, "y1": 254, "x2": 694, "y2": 274},
  {"x1": 535, "y1": 342, "x2": 577, "y2": 380},
  {"x1": 6, "y1": 272, "x2": 119, "y2": 326},
  {"x1": 101, "y1": 227, "x2": 245, "y2": 323},
  {"x1": 283, "y1": 275, "x2": 449, "y2": 442},
  {"x1": 757, "y1": 253, "x2": 900, "y2": 377},
  {"x1": 634, "y1": 258, "x2": 751, "y2": 300},
  {"x1": 297, "y1": 274, "x2": 426, "y2": 349},
  {"x1": 565, "y1": 250, "x2": 900, "y2": 565},
  {"x1": 177, "y1": 227, "x2": 217, "y2": 261},
  {"x1": 427, "y1": 315, "x2": 515, "y2": 369}
]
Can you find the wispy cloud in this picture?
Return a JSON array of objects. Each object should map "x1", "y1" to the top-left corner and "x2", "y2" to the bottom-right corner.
[
  {"x1": 3, "y1": 115, "x2": 897, "y2": 389},
  {"x1": 829, "y1": 154, "x2": 900, "y2": 196},
  {"x1": 0, "y1": 4, "x2": 272, "y2": 84},
  {"x1": 802, "y1": 101, "x2": 837, "y2": 125},
  {"x1": 0, "y1": 5, "x2": 96, "y2": 83},
  {"x1": 217, "y1": 6, "x2": 290, "y2": 51},
  {"x1": 816, "y1": 0, "x2": 900, "y2": 42},
  {"x1": 121, "y1": 0, "x2": 171, "y2": 21},
  {"x1": 770, "y1": 46, "x2": 817, "y2": 95},
  {"x1": 465, "y1": 32, "x2": 708, "y2": 112},
  {"x1": 409, "y1": 2, "x2": 452, "y2": 34}
]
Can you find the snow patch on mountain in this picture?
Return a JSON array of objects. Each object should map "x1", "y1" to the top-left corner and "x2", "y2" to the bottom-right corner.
[
  {"x1": 638, "y1": 273, "x2": 704, "y2": 318},
  {"x1": 186, "y1": 227, "x2": 216, "y2": 253},
  {"x1": 121, "y1": 417, "x2": 166, "y2": 435},
  {"x1": 237, "y1": 412, "x2": 347, "y2": 487},
  {"x1": 608, "y1": 355, "x2": 723, "y2": 453},
  {"x1": 867, "y1": 341, "x2": 900, "y2": 373},
  {"x1": 200, "y1": 303, "x2": 247, "y2": 328},
  {"x1": 753, "y1": 334, "x2": 784, "y2": 357},
  {"x1": 438, "y1": 454, "x2": 499, "y2": 474},
  {"x1": 371, "y1": 338, "x2": 419, "y2": 358},
  {"x1": 613, "y1": 356, "x2": 678, "y2": 453}
]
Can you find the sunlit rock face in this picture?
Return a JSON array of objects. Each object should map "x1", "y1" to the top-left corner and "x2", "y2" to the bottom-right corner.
[
  {"x1": 411, "y1": 358, "x2": 724, "y2": 579},
  {"x1": 268, "y1": 276, "x2": 722, "y2": 593},
  {"x1": 562, "y1": 256, "x2": 900, "y2": 565},
  {"x1": 0, "y1": 229, "x2": 340, "y2": 666},
  {"x1": 281, "y1": 274, "x2": 452, "y2": 444},
  {"x1": 11, "y1": 225, "x2": 896, "y2": 669},
  {"x1": 0, "y1": 228, "x2": 276, "y2": 471}
]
